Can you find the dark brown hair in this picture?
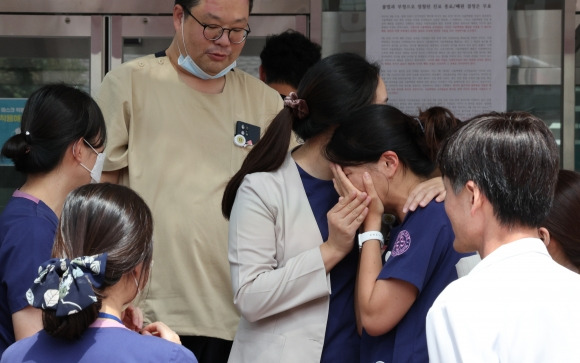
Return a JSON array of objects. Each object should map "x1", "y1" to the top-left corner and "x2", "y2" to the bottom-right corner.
[
  {"x1": 417, "y1": 106, "x2": 459, "y2": 164},
  {"x1": 1, "y1": 84, "x2": 106, "y2": 175},
  {"x1": 44, "y1": 183, "x2": 153, "y2": 339},
  {"x1": 325, "y1": 104, "x2": 458, "y2": 178},
  {"x1": 542, "y1": 169, "x2": 580, "y2": 270},
  {"x1": 222, "y1": 52, "x2": 380, "y2": 219}
]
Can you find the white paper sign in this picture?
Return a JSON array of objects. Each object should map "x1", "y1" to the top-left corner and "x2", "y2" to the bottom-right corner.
[{"x1": 366, "y1": 1, "x2": 507, "y2": 120}]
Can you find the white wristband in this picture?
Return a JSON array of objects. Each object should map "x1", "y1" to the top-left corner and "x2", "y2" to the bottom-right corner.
[{"x1": 358, "y1": 231, "x2": 384, "y2": 249}]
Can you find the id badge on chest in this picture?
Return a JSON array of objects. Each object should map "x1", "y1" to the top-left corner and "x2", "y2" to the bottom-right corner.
[{"x1": 233, "y1": 121, "x2": 261, "y2": 148}]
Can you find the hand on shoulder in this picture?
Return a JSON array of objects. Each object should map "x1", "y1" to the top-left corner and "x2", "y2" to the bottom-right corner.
[{"x1": 403, "y1": 177, "x2": 445, "y2": 213}]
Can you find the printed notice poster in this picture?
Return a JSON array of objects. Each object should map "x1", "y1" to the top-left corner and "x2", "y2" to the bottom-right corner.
[
  {"x1": 0, "y1": 99, "x2": 26, "y2": 166},
  {"x1": 366, "y1": 1, "x2": 507, "y2": 120}
]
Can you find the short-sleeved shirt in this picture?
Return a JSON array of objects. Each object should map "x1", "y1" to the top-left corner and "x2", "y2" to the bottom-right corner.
[
  {"x1": 0, "y1": 319, "x2": 197, "y2": 363},
  {"x1": 0, "y1": 191, "x2": 58, "y2": 355},
  {"x1": 297, "y1": 164, "x2": 360, "y2": 362},
  {"x1": 427, "y1": 238, "x2": 580, "y2": 362},
  {"x1": 361, "y1": 200, "x2": 471, "y2": 363},
  {"x1": 96, "y1": 53, "x2": 283, "y2": 339}
]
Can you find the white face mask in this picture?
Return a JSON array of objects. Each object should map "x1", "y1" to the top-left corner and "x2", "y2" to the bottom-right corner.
[
  {"x1": 79, "y1": 139, "x2": 106, "y2": 183},
  {"x1": 177, "y1": 15, "x2": 236, "y2": 80}
]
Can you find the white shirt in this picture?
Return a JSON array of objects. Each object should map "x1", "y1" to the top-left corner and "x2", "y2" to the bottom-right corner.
[{"x1": 426, "y1": 238, "x2": 580, "y2": 363}]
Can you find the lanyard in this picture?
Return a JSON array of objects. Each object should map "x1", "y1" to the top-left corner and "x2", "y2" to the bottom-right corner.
[{"x1": 97, "y1": 312, "x2": 123, "y2": 325}]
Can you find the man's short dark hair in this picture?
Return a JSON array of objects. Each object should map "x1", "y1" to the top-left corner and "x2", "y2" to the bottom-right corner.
[
  {"x1": 259, "y1": 30, "x2": 322, "y2": 89},
  {"x1": 438, "y1": 111, "x2": 559, "y2": 228},
  {"x1": 176, "y1": 0, "x2": 254, "y2": 13}
]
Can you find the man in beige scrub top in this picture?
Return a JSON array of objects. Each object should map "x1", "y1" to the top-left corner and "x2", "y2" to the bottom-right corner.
[{"x1": 95, "y1": 0, "x2": 283, "y2": 362}]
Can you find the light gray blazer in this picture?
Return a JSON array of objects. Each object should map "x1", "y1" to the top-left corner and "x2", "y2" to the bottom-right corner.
[{"x1": 227, "y1": 152, "x2": 332, "y2": 363}]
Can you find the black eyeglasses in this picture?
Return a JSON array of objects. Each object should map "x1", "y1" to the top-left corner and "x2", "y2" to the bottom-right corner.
[{"x1": 183, "y1": 7, "x2": 251, "y2": 44}]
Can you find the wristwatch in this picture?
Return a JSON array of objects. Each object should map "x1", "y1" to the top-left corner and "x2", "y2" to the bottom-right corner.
[{"x1": 358, "y1": 231, "x2": 384, "y2": 249}]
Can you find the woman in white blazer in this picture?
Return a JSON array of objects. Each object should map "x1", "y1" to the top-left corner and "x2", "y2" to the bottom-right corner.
[{"x1": 222, "y1": 53, "x2": 443, "y2": 363}]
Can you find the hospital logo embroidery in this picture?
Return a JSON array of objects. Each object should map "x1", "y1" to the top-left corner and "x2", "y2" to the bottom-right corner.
[{"x1": 391, "y1": 230, "x2": 411, "y2": 256}]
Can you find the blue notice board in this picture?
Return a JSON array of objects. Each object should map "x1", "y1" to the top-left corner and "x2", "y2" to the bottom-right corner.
[{"x1": 0, "y1": 98, "x2": 27, "y2": 166}]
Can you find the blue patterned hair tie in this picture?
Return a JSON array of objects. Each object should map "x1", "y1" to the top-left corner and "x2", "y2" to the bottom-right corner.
[{"x1": 26, "y1": 254, "x2": 107, "y2": 317}]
